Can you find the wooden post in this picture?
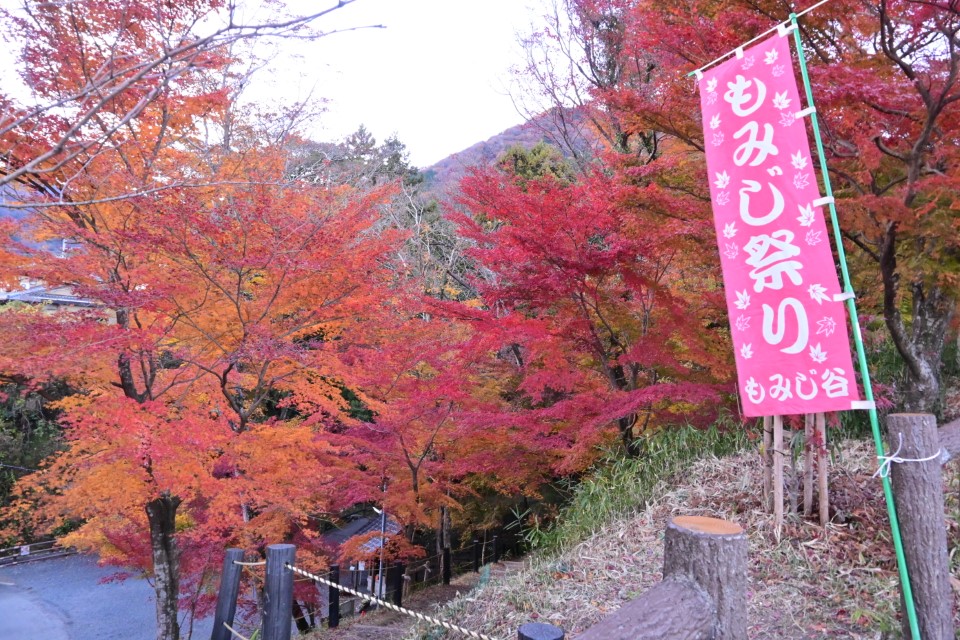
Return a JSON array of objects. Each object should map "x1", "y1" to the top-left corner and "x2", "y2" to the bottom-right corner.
[
  {"x1": 263, "y1": 544, "x2": 295, "y2": 640},
  {"x1": 328, "y1": 564, "x2": 340, "y2": 629},
  {"x1": 773, "y1": 415, "x2": 784, "y2": 538},
  {"x1": 473, "y1": 535, "x2": 481, "y2": 572},
  {"x1": 492, "y1": 534, "x2": 500, "y2": 563},
  {"x1": 762, "y1": 415, "x2": 773, "y2": 510},
  {"x1": 442, "y1": 547, "x2": 451, "y2": 585},
  {"x1": 803, "y1": 413, "x2": 814, "y2": 516},
  {"x1": 518, "y1": 622, "x2": 565, "y2": 639},
  {"x1": 815, "y1": 412, "x2": 829, "y2": 526},
  {"x1": 211, "y1": 548, "x2": 243, "y2": 640},
  {"x1": 663, "y1": 516, "x2": 748, "y2": 640},
  {"x1": 885, "y1": 414, "x2": 955, "y2": 640},
  {"x1": 392, "y1": 562, "x2": 404, "y2": 607}
]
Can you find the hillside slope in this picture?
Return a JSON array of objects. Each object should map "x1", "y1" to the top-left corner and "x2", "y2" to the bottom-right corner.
[{"x1": 409, "y1": 440, "x2": 960, "y2": 640}]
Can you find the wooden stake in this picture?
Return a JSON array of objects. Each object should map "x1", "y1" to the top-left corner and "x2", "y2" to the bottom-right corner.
[
  {"x1": 803, "y1": 414, "x2": 814, "y2": 517},
  {"x1": 815, "y1": 412, "x2": 828, "y2": 526},
  {"x1": 773, "y1": 415, "x2": 784, "y2": 539},
  {"x1": 762, "y1": 416, "x2": 773, "y2": 512}
]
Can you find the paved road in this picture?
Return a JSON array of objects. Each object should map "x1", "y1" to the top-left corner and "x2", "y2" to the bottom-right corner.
[{"x1": 0, "y1": 554, "x2": 212, "y2": 640}]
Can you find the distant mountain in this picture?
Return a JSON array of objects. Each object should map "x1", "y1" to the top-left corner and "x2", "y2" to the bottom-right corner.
[{"x1": 421, "y1": 108, "x2": 600, "y2": 194}]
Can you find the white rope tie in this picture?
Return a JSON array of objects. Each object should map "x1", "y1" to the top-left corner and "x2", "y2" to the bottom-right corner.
[
  {"x1": 873, "y1": 432, "x2": 942, "y2": 478},
  {"x1": 232, "y1": 560, "x2": 266, "y2": 566},
  {"x1": 285, "y1": 563, "x2": 502, "y2": 640}
]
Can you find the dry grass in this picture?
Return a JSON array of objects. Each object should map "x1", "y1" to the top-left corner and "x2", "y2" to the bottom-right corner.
[{"x1": 409, "y1": 440, "x2": 960, "y2": 640}]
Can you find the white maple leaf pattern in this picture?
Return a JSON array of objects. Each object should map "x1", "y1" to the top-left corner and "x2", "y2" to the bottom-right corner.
[
  {"x1": 716, "y1": 191, "x2": 731, "y2": 206},
  {"x1": 714, "y1": 171, "x2": 730, "y2": 189},
  {"x1": 771, "y1": 64, "x2": 786, "y2": 77},
  {"x1": 809, "y1": 343, "x2": 828, "y2": 364},
  {"x1": 791, "y1": 150, "x2": 808, "y2": 170},
  {"x1": 741, "y1": 55, "x2": 755, "y2": 70},
  {"x1": 705, "y1": 91, "x2": 718, "y2": 105},
  {"x1": 723, "y1": 242, "x2": 739, "y2": 260},
  {"x1": 772, "y1": 91, "x2": 791, "y2": 110},
  {"x1": 706, "y1": 78, "x2": 718, "y2": 93},
  {"x1": 710, "y1": 114, "x2": 722, "y2": 130},
  {"x1": 797, "y1": 204, "x2": 816, "y2": 227},
  {"x1": 740, "y1": 343, "x2": 754, "y2": 359},
  {"x1": 735, "y1": 315, "x2": 750, "y2": 331},
  {"x1": 764, "y1": 49, "x2": 779, "y2": 65},
  {"x1": 805, "y1": 229, "x2": 823, "y2": 246},
  {"x1": 779, "y1": 111, "x2": 796, "y2": 127},
  {"x1": 808, "y1": 283, "x2": 830, "y2": 304},
  {"x1": 793, "y1": 172, "x2": 810, "y2": 190},
  {"x1": 712, "y1": 132, "x2": 725, "y2": 146},
  {"x1": 817, "y1": 317, "x2": 837, "y2": 337},
  {"x1": 723, "y1": 222, "x2": 737, "y2": 238},
  {"x1": 734, "y1": 290, "x2": 751, "y2": 310}
]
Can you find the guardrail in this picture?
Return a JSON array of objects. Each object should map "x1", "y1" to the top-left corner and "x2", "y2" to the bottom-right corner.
[{"x1": 0, "y1": 539, "x2": 76, "y2": 566}]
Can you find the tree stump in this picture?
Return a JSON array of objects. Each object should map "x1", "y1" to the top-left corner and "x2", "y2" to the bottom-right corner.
[{"x1": 663, "y1": 516, "x2": 748, "y2": 640}]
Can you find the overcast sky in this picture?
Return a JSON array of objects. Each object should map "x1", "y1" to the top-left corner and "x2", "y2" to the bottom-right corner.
[
  {"x1": 0, "y1": 0, "x2": 547, "y2": 169},
  {"x1": 250, "y1": 0, "x2": 545, "y2": 168}
]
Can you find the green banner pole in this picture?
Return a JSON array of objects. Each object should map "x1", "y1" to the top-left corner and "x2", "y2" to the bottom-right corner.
[{"x1": 788, "y1": 13, "x2": 921, "y2": 639}]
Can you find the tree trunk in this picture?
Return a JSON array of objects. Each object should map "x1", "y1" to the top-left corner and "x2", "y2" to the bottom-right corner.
[
  {"x1": 146, "y1": 493, "x2": 182, "y2": 640},
  {"x1": 880, "y1": 225, "x2": 955, "y2": 414},
  {"x1": 885, "y1": 414, "x2": 955, "y2": 640}
]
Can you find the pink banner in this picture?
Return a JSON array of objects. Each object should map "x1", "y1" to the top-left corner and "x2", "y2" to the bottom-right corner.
[{"x1": 699, "y1": 34, "x2": 860, "y2": 417}]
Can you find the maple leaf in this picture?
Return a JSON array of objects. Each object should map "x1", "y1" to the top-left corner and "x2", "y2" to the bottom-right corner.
[
  {"x1": 808, "y1": 283, "x2": 830, "y2": 304},
  {"x1": 793, "y1": 172, "x2": 811, "y2": 190},
  {"x1": 740, "y1": 343, "x2": 754, "y2": 359},
  {"x1": 741, "y1": 55, "x2": 755, "y2": 70},
  {"x1": 772, "y1": 91, "x2": 791, "y2": 110},
  {"x1": 714, "y1": 171, "x2": 730, "y2": 189},
  {"x1": 709, "y1": 114, "x2": 722, "y2": 130},
  {"x1": 734, "y1": 289, "x2": 751, "y2": 310},
  {"x1": 809, "y1": 343, "x2": 828, "y2": 363},
  {"x1": 772, "y1": 64, "x2": 786, "y2": 77},
  {"x1": 711, "y1": 132, "x2": 725, "y2": 146},
  {"x1": 723, "y1": 242, "x2": 739, "y2": 260},
  {"x1": 797, "y1": 204, "x2": 816, "y2": 227},
  {"x1": 764, "y1": 49, "x2": 779, "y2": 65},
  {"x1": 705, "y1": 91, "x2": 718, "y2": 105},
  {"x1": 735, "y1": 314, "x2": 750, "y2": 331},
  {"x1": 791, "y1": 151, "x2": 808, "y2": 170},
  {"x1": 817, "y1": 317, "x2": 837, "y2": 337},
  {"x1": 722, "y1": 222, "x2": 737, "y2": 238},
  {"x1": 706, "y1": 78, "x2": 718, "y2": 93},
  {"x1": 716, "y1": 191, "x2": 731, "y2": 206},
  {"x1": 779, "y1": 111, "x2": 796, "y2": 127},
  {"x1": 805, "y1": 229, "x2": 823, "y2": 246}
]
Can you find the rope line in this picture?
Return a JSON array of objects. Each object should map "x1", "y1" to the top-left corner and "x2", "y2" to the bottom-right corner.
[
  {"x1": 873, "y1": 432, "x2": 943, "y2": 479},
  {"x1": 285, "y1": 563, "x2": 502, "y2": 640},
  {"x1": 232, "y1": 560, "x2": 266, "y2": 567}
]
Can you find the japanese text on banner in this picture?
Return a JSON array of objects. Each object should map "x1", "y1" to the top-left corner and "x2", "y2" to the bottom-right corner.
[{"x1": 699, "y1": 34, "x2": 860, "y2": 416}]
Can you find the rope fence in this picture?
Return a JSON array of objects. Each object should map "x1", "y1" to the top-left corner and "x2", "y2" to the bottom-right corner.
[{"x1": 285, "y1": 562, "x2": 503, "y2": 640}]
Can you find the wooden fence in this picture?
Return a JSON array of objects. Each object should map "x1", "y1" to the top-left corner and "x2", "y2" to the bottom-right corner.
[{"x1": 213, "y1": 515, "x2": 747, "y2": 640}]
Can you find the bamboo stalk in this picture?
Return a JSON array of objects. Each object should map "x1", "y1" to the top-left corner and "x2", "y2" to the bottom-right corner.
[
  {"x1": 762, "y1": 415, "x2": 773, "y2": 512},
  {"x1": 773, "y1": 415, "x2": 784, "y2": 540},
  {"x1": 815, "y1": 412, "x2": 828, "y2": 526},
  {"x1": 803, "y1": 413, "x2": 814, "y2": 517}
]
